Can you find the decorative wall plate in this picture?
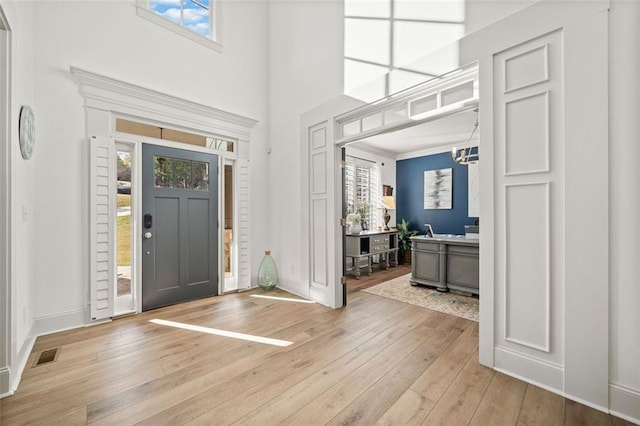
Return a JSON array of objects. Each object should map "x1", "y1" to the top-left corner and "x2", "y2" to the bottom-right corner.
[{"x1": 19, "y1": 105, "x2": 35, "y2": 159}]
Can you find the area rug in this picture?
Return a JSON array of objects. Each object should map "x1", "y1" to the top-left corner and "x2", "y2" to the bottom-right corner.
[{"x1": 362, "y1": 273, "x2": 479, "y2": 322}]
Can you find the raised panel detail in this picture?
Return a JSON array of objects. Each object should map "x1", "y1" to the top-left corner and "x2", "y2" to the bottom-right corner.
[
  {"x1": 504, "y1": 44, "x2": 549, "y2": 93},
  {"x1": 311, "y1": 199, "x2": 327, "y2": 287},
  {"x1": 311, "y1": 126, "x2": 326, "y2": 150},
  {"x1": 505, "y1": 92, "x2": 549, "y2": 175},
  {"x1": 504, "y1": 182, "x2": 550, "y2": 352},
  {"x1": 312, "y1": 152, "x2": 327, "y2": 195}
]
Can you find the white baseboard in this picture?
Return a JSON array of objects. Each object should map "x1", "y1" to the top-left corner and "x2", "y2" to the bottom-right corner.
[
  {"x1": 0, "y1": 365, "x2": 10, "y2": 397},
  {"x1": 32, "y1": 309, "x2": 86, "y2": 337},
  {"x1": 276, "y1": 279, "x2": 310, "y2": 301},
  {"x1": 494, "y1": 345, "x2": 564, "y2": 391},
  {"x1": 610, "y1": 383, "x2": 640, "y2": 425},
  {"x1": 10, "y1": 333, "x2": 36, "y2": 396}
]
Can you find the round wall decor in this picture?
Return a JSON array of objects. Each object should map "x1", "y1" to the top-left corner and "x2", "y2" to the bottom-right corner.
[{"x1": 19, "y1": 105, "x2": 35, "y2": 160}]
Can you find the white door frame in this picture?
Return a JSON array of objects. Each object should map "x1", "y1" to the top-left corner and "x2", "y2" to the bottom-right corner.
[
  {"x1": 300, "y1": 97, "x2": 366, "y2": 307},
  {"x1": 0, "y1": 4, "x2": 11, "y2": 397},
  {"x1": 72, "y1": 67, "x2": 257, "y2": 320}
]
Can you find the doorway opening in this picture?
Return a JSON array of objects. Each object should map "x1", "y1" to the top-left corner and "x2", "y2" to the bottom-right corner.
[{"x1": 336, "y1": 63, "x2": 479, "y2": 308}]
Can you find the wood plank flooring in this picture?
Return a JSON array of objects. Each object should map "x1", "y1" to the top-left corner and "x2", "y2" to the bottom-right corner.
[{"x1": 0, "y1": 266, "x2": 633, "y2": 425}]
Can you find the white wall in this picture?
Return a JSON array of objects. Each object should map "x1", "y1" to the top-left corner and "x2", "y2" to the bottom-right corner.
[
  {"x1": 268, "y1": 0, "x2": 345, "y2": 297},
  {"x1": 609, "y1": 0, "x2": 640, "y2": 419},
  {"x1": 26, "y1": 1, "x2": 270, "y2": 325},
  {"x1": 0, "y1": 0, "x2": 37, "y2": 392},
  {"x1": 464, "y1": 0, "x2": 534, "y2": 34}
]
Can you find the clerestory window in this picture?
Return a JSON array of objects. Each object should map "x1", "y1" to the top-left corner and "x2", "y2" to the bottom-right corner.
[
  {"x1": 344, "y1": 0, "x2": 465, "y2": 100},
  {"x1": 136, "y1": 0, "x2": 221, "y2": 52}
]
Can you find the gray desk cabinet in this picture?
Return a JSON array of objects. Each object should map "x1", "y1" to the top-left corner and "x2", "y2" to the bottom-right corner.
[
  {"x1": 410, "y1": 235, "x2": 479, "y2": 295},
  {"x1": 346, "y1": 230, "x2": 398, "y2": 278}
]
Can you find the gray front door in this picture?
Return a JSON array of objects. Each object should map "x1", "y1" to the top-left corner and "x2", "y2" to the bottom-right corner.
[{"x1": 142, "y1": 144, "x2": 218, "y2": 311}]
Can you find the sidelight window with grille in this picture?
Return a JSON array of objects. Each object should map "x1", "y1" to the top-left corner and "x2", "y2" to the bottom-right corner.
[{"x1": 345, "y1": 156, "x2": 381, "y2": 229}]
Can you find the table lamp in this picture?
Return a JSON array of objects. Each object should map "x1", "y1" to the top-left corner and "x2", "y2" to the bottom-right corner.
[{"x1": 381, "y1": 196, "x2": 396, "y2": 231}]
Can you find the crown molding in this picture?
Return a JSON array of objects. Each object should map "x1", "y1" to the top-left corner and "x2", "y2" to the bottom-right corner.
[{"x1": 70, "y1": 67, "x2": 258, "y2": 141}]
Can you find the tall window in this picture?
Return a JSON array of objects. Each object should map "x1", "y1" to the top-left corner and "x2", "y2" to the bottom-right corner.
[
  {"x1": 345, "y1": 156, "x2": 381, "y2": 229},
  {"x1": 344, "y1": 0, "x2": 465, "y2": 99}
]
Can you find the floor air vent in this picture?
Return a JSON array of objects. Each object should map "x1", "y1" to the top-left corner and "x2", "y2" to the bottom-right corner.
[{"x1": 33, "y1": 348, "x2": 59, "y2": 367}]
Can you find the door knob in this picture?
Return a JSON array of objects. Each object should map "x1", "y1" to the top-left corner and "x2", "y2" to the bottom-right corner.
[{"x1": 144, "y1": 232, "x2": 153, "y2": 239}]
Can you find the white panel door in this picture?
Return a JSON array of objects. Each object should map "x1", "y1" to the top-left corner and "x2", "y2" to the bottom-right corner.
[
  {"x1": 307, "y1": 121, "x2": 342, "y2": 308},
  {"x1": 470, "y1": 3, "x2": 609, "y2": 408},
  {"x1": 494, "y1": 30, "x2": 565, "y2": 382}
]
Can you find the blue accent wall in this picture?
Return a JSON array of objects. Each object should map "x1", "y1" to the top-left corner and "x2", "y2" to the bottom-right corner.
[{"x1": 396, "y1": 151, "x2": 477, "y2": 235}]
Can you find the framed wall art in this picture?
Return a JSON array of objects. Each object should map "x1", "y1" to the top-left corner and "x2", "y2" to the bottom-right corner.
[{"x1": 424, "y1": 168, "x2": 452, "y2": 209}]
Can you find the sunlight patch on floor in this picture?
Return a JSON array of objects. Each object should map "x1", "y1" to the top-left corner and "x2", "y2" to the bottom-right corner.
[
  {"x1": 149, "y1": 318, "x2": 293, "y2": 347},
  {"x1": 250, "y1": 294, "x2": 316, "y2": 304}
]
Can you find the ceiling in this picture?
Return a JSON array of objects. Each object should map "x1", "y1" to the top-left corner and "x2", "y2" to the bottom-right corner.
[{"x1": 347, "y1": 109, "x2": 478, "y2": 159}]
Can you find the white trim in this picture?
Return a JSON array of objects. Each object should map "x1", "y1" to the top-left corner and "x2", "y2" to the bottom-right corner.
[
  {"x1": 494, "y1": 345, "x2": 564, "y2": 391},
  {"x1": 10, "y1": 334, "x2": 34, "y2": 398},
  {"x1": 70, "y1": 67, "x2": 257, "y2": 142},
  {"x1": 31, "y1": 309, "x2": 87, "y2": 337},
  {"x1": 0, "y1": 5, "x2": 11, "y2": 398},
  {"x1": 134, "y1": 4, "x2": 222, "y2": 53},
  {"x1": 71, "y1": 68, "x2": 258, "y2": 319},
  {"x1": 609, "y1": 384, "x2": 640, "y2": 425},
  {"x1": 0, "y1": 366, "x2": 10, "y2": 398},
  {"x1": 335, "y1": 65, "x2": 479, "y2": 146}
]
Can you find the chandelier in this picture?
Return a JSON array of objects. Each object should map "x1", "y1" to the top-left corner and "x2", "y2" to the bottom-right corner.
[{"x1": 451, "y1": 108, "x2": 479, "y2": 165}]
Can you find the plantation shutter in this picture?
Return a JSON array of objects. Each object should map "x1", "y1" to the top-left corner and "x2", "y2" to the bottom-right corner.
[
  {"x1": 89, "y1": 136, "x2": 115, "y2": 320},
  {"x1": 237, "y1": 159, "x2": 251, "y2": 289},
  {"x1": 345, "y1": 156, "x2": 381, "y2": 229}
]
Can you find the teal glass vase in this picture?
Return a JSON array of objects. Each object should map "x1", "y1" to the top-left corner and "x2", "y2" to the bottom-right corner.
[{"x1": 258, "y1": 250, "x2": 278, "y2": 290}]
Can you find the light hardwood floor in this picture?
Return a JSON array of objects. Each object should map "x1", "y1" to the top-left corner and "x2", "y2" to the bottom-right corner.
[{"x1": 0, "y1": 265, "x2": 633, "y2": 425}]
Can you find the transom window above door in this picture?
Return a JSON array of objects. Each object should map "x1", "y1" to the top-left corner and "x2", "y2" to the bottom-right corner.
[{"x1": 115, "y1": 118, "x2": 235, "y2": 153}]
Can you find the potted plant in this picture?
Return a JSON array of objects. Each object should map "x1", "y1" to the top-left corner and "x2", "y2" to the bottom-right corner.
[{"x1": 397, "y1": 218, "x2": 419, "y2": 265}]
